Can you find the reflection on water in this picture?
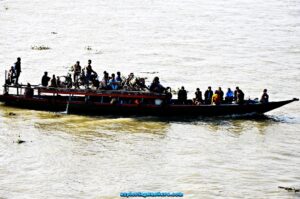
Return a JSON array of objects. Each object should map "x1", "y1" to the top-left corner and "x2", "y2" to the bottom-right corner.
[
  {"x1": 1, "y1": 103, "x2": 295, "y2": 138},
  {"x1": 0, "y1": 104, "x2": 170, "y2": 139}
]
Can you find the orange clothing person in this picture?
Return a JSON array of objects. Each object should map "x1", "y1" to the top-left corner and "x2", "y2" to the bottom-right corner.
[{"x1": 212, "y1": 90, "x2": 221, "y2": 105}]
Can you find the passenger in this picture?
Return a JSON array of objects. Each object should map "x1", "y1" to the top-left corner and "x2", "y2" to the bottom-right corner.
[
  {"x1": 50, "y1": 75, "x2": 57, "y2": 87},
  {"x1": 101, "y1": 71, "x2": 110, "y2": 89},
  {"x1": 56, "y1": 76, "x2": 61, "y2": 87},
  {"x1": 193, "y1": 88, "x2": 203, "y2": 105},
  {"x1": 85, "y1": 60, "x2": 97, "y2": 85},
  {"x1": 124, "y1": 73, "x2": 135, "y2": 88},
  {"x1": 234, "y1": 87, "x2": 245, "y2": 104},
  {"x1": 260, "y1": 89, "x2": 269, "y2": 103},
  {"x1": 66, "y1": 73, "x2": 73, "y2": 88},
  {"x1": 109, "y1": 73, "x2": 118, "y2": 90},
  {"x1": 14, "y1": 57, "x2": 21, "y2": 85},
  {"x1": 225, "y1": 88, "x2": 234, "y2": 103},
  {"x1": 71, "y1": 61, "x2": 81, "y2": 86},
  {"x1": 212, "y1": 90, "x2": 221, "y2": 105},
  {"x1": 165, "y1": 87, "x2": 173, "y2": 104},
  {"x1": 41, "y1": 72, "x2": 51, "y2": 87},
  {"x1": 204, "y1": 86, "x2": 213, "y2": 104},
  {"x1": 178, "y1": 86, "x2": 187, "y2": 104},
  {"x1": 24, "y1": 83, "x2": 34, "y2": 98},
  {"x1": 92, "y1": 78, "x2": 100, "y2": 89},
  {"x1": 135, "y1": 77, "x2": 148, "y2": 91},
  {"x1": 116, "y1": 71, "x2": 123, "y2": 88},
  {"x1": 116, "y1": 71, "x2": 122, "y2": 82},
  {"x1": 218, "y1": 87, "x2": 224, "y2": 102},
  {"x1": 7, "y1": 66, "x2": 16, "y2": 85},
  {"x1": 80, "y1": 68, "x2": 86, "y2": 87},
  {"x1": 149, "y1": 77, "x2": 165, "y2": 93}
]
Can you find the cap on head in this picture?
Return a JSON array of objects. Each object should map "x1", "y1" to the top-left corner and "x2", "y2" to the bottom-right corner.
[
  {"x1": 88, "y1": 60, "x2": 91, "y2": 64},
  {"x1": 17, "y1": 57, "x2": 21, "y2": 61},
  {"x1": 236, "y1": 86, "x2": 239, "y2": 90}
]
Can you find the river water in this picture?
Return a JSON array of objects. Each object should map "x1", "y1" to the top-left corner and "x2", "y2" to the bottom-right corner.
[{"x1": 0, "y1": 0, "x2": 300, "y2": 198}]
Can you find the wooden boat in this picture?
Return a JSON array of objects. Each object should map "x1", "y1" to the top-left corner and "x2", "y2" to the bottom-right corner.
[{"x1": 0, "y1": 84, "x2": 298, "y2": 117}]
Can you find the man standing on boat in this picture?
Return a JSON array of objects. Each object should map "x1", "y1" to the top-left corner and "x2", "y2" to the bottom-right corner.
[
  {"x1": 14, "y1": 57, "x2": 21, "y2": 85},
  {"x1": 71, "y1": 61, "x2": 81, "y2": 88}
]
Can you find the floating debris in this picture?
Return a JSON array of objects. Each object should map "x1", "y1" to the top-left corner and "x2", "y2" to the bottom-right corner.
[
  {"x1": 31, "y1": 45, "x2": 51, "y2": 50},
  {"x1": 4, "y1": 6, "x2": 8, "y2": 10},
  {"x1": 8, "y1": 112, "x2": 16, "y2": 116},
  {"x1": 51, "y1": 32, "x2": 57, "y2": 34},
  {"x1": 85, "y1": 46, "x2": 92, "y2": 51},
  {"x1": 16, "y1": 139, "x2": 26, "y2": 144},
  {"x1": 278, "y1": 186, "x2": 300, "y2": 192}
]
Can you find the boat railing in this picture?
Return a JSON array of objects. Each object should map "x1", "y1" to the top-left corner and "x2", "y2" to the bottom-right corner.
[{"x1": 3, "y1": 83, "x2": 167, "y2": 99}]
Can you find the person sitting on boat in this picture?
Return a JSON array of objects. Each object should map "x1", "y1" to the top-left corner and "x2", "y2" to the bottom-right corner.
[
  {"x1": 260, "y1": 89, "x2": 269, "y2": 103},
  {"x1": 41, "y1": 72, "x2": 51, "y2": 87},
  {"x1": 204, "y1": 86, "x2": 213, "y2": 104},
  {"x1": 85, "y1": 60, "x2": 97, "y2": 87},
  {"x1": 64, "y1": 73, "x2": 73, "y2": 88},
  {"x1": 50, "y1": 75, "x2": 57, "y2": 88},
  {"x1": 92, "y1": 78, "x2": 100, "y2": 89},
  {"x1": 100, "y1": 71, "x2": 110, "y2": 89},
  {"x1": 56, "y1": 76, "x2": 61, "y2": 88},
  {"x1": 24, "y1": 83, "x2": 34, "y2": 98},
  {"x1": 7, "y1": 66, "x2": 16, "y2": 85},
  {"x1": 135, "y1": 77, "x2": 148, "y2": 91},
  {"x1": 165, "y1": 87, "x2": 173, "y2": 104},
  {"x1": 116, "y1": 71, "x2": 123, "y2": 88},
  {"x1": 178, "y1": 86, "x2": 187, "y2": 104},
  {"x1": 109, "y1": 73, "x2": 118, "y2": 90},
  {"x1": 71, "y1": 61, "x2": 81, "y2": 87},
  {"x1": 212, "y1": 90, "x2": 221, "y2": 105},
  {"x1": 218, "y1": 87, "x2": 224, "y2": 102},
  {"x1": 116, "y1": 71, "x2": 122, "y2": 82},
  {"x1": 149, "y1": 77, "x2": 165, "y2": 93},
  {"x1": 234, "y1": 87, "x2": 245, "y2": 104},
  {"x1": 193, "y1": 88, "x2": 203, "y2": 105},
  {"x1": 124, "y1": 73, "x2": 135, "y2": 89},
  {"x1": 225, "y1": 88, "x2": 234, "y2": 103}
]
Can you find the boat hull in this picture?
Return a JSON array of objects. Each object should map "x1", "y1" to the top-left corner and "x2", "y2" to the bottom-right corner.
[{"x1": 0, "y1": 95, "x2": 298, "y2": 117}]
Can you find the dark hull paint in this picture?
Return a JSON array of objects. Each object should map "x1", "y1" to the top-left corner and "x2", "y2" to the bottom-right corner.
[{"x1": 0, "y1": 95, "x2": 298, "y2": 117}]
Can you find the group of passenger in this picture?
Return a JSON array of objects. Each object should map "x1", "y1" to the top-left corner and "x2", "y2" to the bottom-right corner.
[
  {"x1": 6, "y1": 57, "x2": 270, "y2": 104},
  {"x1": 178, "y1": 86, "x2": 268, "y2": 105},
  {"x1": 40, "y1": 60, "x2": 128, "y2": 90}
]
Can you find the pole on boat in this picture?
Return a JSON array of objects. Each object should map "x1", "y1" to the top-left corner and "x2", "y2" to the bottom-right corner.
[{"x1": 4, "y1": 70, "x2": 8, "y2": 93}]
